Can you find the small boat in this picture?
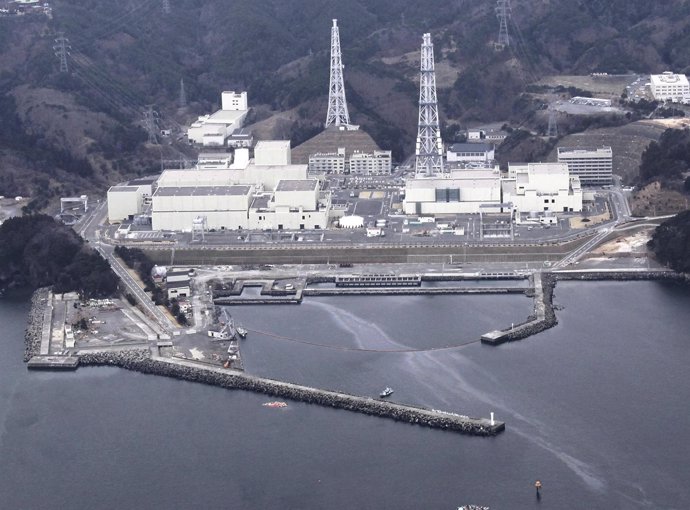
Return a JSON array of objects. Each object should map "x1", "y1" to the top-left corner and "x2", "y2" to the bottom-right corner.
[
  {"x1": 262, "y1": 401, "x2": 288, "y2": 408},
  {"x1": 379, "y1": 387, "x2": 394, "y2": 398},
  {"x1": 236, "y1": 325, "x2": 248, "y2": 339}
]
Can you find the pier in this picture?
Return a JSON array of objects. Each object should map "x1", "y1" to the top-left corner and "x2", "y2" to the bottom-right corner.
[{"x1": 27, "y1": 356, "x2": 80, "y2": 370}]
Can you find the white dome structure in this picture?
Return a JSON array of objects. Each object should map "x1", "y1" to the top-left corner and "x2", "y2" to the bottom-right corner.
[{"x1": 338, "y1": 215, "x2": 364, "y2": 229}]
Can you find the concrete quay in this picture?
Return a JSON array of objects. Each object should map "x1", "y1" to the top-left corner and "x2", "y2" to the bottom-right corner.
[
  {"x1": 304, "y1": 287, "x2": 526, "y2": 297},
  {"x1": 79, "y1": 350, "x2": 505, "y2": 437},
  {"x1": 27, "y1": 356, "x2": 80, "y2": 370},
  {"x1": 212, "y1": 278, "x2": 303, "y2": 305}
]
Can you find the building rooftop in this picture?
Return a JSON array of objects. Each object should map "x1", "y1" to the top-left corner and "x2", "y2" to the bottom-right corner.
[
  {"x1": 448, "y1": 143, "x2": 494, "y2": 153},
  {"x1": 167, "y1": 280, "x2": 191, "y2": 289},
  {"x1": 276, "y1": 179, "x2": 318, "y2": 192},
  {"x1": 650, "y1": 72, "x2": 689, "y2": 86},
  {"x1": 255, "y1": 140, "x2": 291, "y2": 150},
  {"x1": 108, "y1": 185, "x2": 140, "y2": 193},
  {"x1": 127, "y1": 176, "x2": 158, "y2": 186},
  {"x1": 250, "y1": 195, "x2": 272, "y2": 209},
  {"x1": 557, "y1": 146, "x2": 612, "y2": 156},
  {"x1": 154, "y1": 185, "x2": 251, "y2": 197}
]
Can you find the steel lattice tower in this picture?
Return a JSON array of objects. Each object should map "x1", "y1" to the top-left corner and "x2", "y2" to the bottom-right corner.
[
  {"x1": 325, "y1": 19, "x2": 350, "y2": 128},
  {"x1": 415, "y1": 33, "x2": 444, "y2": 177},
  {"x1": 496, "y1": 0, "x2": 511, "y2": 48},
  {"x1": 53, "y1": 33, "x2": 70, "y2": 73},
  {"x1": 143, "y1": 106, "x2": 159, "y2": 145}
]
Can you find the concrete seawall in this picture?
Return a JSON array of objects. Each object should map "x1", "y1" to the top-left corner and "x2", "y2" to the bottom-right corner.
[
  {"x1": 304, "y1": 287, "x2": 526, "y2": 297},
  {"x1": 79, "y1": 350, "x2": 505, "y2": 437}
]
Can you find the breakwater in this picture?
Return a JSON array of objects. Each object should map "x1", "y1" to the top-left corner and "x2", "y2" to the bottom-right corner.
[
  {"x1": 482, "y1": 270, "x2": 685, "y2": 346},
  {"x1": 79, "y1": 350, "x2": 504, "y2": 437},
  {"x1": 23, "y1": 287, "x2": 50, "y2": 361}
]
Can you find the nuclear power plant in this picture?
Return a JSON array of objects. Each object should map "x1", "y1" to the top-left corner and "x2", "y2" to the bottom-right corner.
[{"x1": 107, "y1": 18, "x2": 599, "y2": 240}]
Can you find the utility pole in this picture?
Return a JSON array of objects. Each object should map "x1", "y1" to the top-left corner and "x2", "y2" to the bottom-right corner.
[
  {"x1": 415, "y1": 33, "x2": 444, "y2": 177},
  {"x1": 179, "y1": 78, "x2": 187, "y2": 108},
  {"x1": 162, "y1": 0, "x2": 171, "y2": 14},
  {"x1": 143, "y1": 106, "x2": 159, "y2": 145},
  {"x1": 495, "y1": 0, "x2": 511, "y2": 49},
  {"x1": 325, "y1": 19, "x2": 351, "y2": 128},
  {"x1": 53, "y1": 32, "x2": 71, "y2": 73}
]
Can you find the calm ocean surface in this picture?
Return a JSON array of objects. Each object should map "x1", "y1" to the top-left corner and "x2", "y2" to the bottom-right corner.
[{"x1": 1, "y1": 282, "x2": 689, "y2": 509}]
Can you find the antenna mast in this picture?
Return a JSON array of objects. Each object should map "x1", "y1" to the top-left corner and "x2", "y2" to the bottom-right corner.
[
  {"x1": 415, "y1": 33, "x2": 444, "y2": 177},
  {"x1": 325, "y1": 19, "x2": 351, "y2": 128}
]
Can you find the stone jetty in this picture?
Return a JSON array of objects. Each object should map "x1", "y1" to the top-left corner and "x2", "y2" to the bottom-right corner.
[
  {"x1": 79, "y1": 350, "x2": 505, "y2": 437},
  {"x1": 24, "y1": 287, "x2": 51, "y2": 361}
]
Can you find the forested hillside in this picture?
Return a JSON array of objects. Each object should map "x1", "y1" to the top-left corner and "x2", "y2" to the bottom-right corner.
[{"x1": 2, "y1": 0, "x2": 690, "y2": 210}]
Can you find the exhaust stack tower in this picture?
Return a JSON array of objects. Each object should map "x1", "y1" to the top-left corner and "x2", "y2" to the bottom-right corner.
[
  {"x1": 325, "y1": 19, "x2": 351, "y2": 128},
  {"x1": 415, "y1": 33, "x2": 444, "y2": 177}
]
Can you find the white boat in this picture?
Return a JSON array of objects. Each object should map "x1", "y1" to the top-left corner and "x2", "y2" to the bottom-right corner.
[
  {"x1": 380, "y1": 387, "x2": 394, "y2": 398},
  {"x1": 236, "y1": 325, "x2": 248, "y2": 338}
]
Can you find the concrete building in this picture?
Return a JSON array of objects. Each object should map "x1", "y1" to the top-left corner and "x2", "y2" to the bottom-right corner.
[
  {"x1": 557, "y1": 146, "x2": 613, "y2": 186},
  {"x1": 254, "y1": 140, "x2": 291, "y2": 166},
  {"x1": 106, "y1": 177, "x2": 156, "y2": 223},
  {"x1": 503, "y1": 163, "x2": 582, "y2": 214},
  {"x1": 447, "y1": 143, "x2": 495, "y2": 163},
  {"x1": 187, "y1": 91, "x2": 249, "y2": 147},
  {"x1": 650, "y1": 72, "x2": 690, "y2": 103},
  {"x1": 143, "y1": 138, "x2": 329, "y2": 232},
  {"x1": 151, "y1": 185, "x2": 253, "y2": 231},
  {"x1": 227, "y1": 128, "x2": 253, "y2": 148},
  {"x1": 349, "y1": 150, "x2": 392, "y2": 175},
  {"x1": 309, "y1": 150, "x2": 346, "y2": 174},
  {"x1": 248, "y1": 179, "x2": 330, "y2": 231},
  {"x1": 403, "y1": 169, "x2": 503, "y2": 215},
  {"x1": 467, "y1": 128, "x2": 508, "y2": 143}
]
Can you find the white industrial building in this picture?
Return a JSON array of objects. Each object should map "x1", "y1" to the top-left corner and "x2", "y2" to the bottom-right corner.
[
  {"x1": 248, "y1": 179, "x2": 330, "y2": 231},
  {"x1": 503, "y1": 163, "x2": 582, "y2": 214},
  {"x1": 557, "y1": 146, "x2": 613, "y2": 186},
  {"x1": 650, "y1": 72, "x2": 690, "y2": 103},
  {"x1": 152, "y1": 185, "x2": 253, "y2": 231},
  {"x1": 139, "y1": 140, "x2": 331, "y2": 232},
  {"x1": 447, "y1": 143, "x2": 495, "y2": 163},
  {"x1": 106, "y1": 177, "x2": 156, "y2": 223},
  {"x1": 403, "y1": 169, "x2": 503, "y2": 215},
  {"x1": 187, "y1": 91, "x2": 249, "y2": 147}
]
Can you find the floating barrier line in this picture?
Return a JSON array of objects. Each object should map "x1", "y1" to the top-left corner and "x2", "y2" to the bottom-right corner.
[{"x1": 246, "y1": 328, "x2": 481, "y2": 353}]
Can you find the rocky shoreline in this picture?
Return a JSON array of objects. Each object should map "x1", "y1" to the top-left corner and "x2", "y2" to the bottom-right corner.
[
  {"x1": 23, "y1": 287, "x2": 50, "y2": 361},
  {"x1": 79, "y1": 350, "x2": 503, "y2": 437}
]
